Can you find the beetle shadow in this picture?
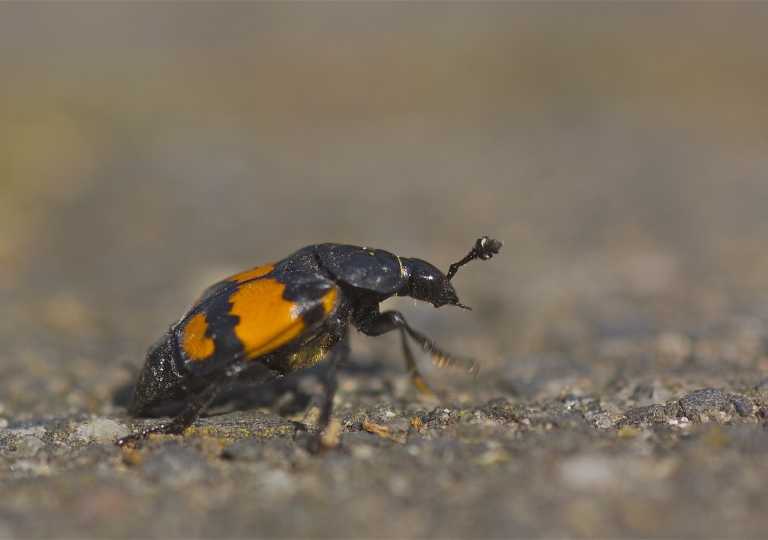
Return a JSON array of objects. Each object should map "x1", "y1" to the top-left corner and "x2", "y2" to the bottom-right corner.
[
  {"x1": 215, "y1": 358, "x2": 401, "y2": 417},
  {"x1": 109, "y1": 376, "x2": 313, "y2": 419},
  {"x1": 112, "y1": 357, "x2": 402, "y2": 419}
]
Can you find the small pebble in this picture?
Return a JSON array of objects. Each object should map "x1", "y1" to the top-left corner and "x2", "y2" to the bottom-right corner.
[
  {"x1": 560, "y1": 455, "x2": 618, "y2": 491},
  {"x1": 618, "y1": 426, "x2": 640, "y2": 438},
  {"x1": 74, "y1": 418, "x2": 131, "y2": 444},
  {"x1": 730, "y1": 395, "x2": 753, "y2": 418},
  {"x1": 15, "y1": 435, "x2": 45, "y2": 457}
]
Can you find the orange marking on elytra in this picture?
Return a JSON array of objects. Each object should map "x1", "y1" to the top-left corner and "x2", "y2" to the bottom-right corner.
[
  {"x1": 321, "y1": 286, "x2": 338, "y2": 315},
  {"x1": 228, "y1": 263, "x2": 275, "y2": 283},
  {"x1": 182, "y1": 312, "x2": 215, "y2": 360},
  {"x1": 228, "y1": 278, "x2": 305, "y2": 358}
]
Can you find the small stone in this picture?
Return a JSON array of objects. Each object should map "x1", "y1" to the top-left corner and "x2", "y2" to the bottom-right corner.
[
  {"x1": 621, "y1": 404, "x2": 668, "y2": 427},
  {"x1": 664, "y1": 401, "x2": 683, "y2": 417},
  {"x1": 74, "y1": 418, "x2": 131, "y2": 444},
  {"x1": 15, "y1": 435, "x2": 45, "y2": 456},
  {"x1": 560, "y1": 455, "x2": 618, "y2": 491},
  {"x1": 388, "y1": 475, "x2": 411, "y2": 498},
  {"x1": 618, "y1": 426, "x2": 640, "y2": 438},
  {"x1": 363, "y1": 417, "x2": 410, "y2": 444},
  {"x1": 350, "y1": 444, "x2": 375, "y2": 461},
  {"x1": 679, "y1": 389, "x2": 729, "y2": 423},
  {"x1": 474, "y1": 448, "x2": 511, "y2": 466},
  {"x1": 583, "y1": 411, "x2": 615, "y2": 430},
  {"x1": 730, "y1": 395, "x2": 753, "y2": 418},
  {"x1": 256, "y1": 469, "x2": 298, "y2": 499}
]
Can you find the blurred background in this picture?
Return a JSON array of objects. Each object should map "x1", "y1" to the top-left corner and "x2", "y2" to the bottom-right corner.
[
  {"x1": 1, "y1": 2, "x2": 768, "y2": 419},
  {"x1": 4, "y1": 4, "x2": 768, "y2": 538}
]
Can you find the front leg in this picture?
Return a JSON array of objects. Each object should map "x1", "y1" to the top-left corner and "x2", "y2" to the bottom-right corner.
[{"x1": 354, "y1": 304, "x2": 478, "y2": 395}]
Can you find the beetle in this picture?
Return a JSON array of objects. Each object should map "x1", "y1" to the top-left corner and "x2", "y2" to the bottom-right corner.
[{"x1": 117, "y1": 236, "x2": 502, "y2": 449}]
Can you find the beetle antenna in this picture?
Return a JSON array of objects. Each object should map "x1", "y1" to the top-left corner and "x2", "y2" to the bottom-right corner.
[{"x1": 445, "y1": 237, "x2": 503, "y2": 282}]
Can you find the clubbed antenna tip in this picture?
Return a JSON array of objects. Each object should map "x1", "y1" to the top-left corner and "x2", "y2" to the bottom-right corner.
[{"x1": 445, "y1": 236, "x2": 503, "y2": 282}]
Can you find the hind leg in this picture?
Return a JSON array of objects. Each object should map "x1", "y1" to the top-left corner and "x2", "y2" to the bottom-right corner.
[{"x1": 117, "y1": 362, "x2": 280, "y2": 447}]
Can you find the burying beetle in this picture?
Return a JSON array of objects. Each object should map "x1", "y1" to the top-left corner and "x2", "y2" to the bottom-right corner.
[{"x1": 118, "y1": 237, "x2": 502, "y2": 450}]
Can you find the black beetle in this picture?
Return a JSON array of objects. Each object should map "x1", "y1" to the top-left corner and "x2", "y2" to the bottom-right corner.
[{"x1": 118, "y1": 237, "x2": 502, "y2": 449}]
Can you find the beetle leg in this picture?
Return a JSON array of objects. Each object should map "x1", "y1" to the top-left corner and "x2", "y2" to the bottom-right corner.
[
  {"x1": 355, "y1": 308, "x2": 479, "y2": 389},
  {"x1": 316, "y1": 341, "x2": 350, "y2": 431},
  {"x1": 398, "y1": 327, "x2": 436, "y2": 397},
  {"x1": 117, "y1": 362, "x2": 280, "y2": 447},
  {"x1": 295, "y1": 341, "x2": 350, "y2": 453},
  {"x1": 116, "y1": 375, "x2": 231, "y2": 446}
]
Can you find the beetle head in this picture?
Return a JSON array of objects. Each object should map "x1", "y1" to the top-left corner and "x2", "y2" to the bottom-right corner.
[
  {"x1": 401, "y1": 237, "x2": 503, "y2": 309},
  {"x1": 404, "y1": 258, "x2": 465, "y2": 308}
]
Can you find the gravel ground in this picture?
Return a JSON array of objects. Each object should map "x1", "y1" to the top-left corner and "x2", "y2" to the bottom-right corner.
[{"x1": 2, "y1": 4, "x2": 768, "y2": 538}]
